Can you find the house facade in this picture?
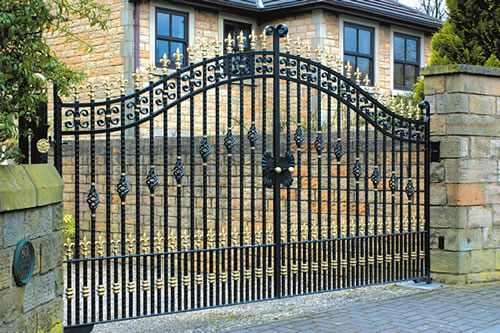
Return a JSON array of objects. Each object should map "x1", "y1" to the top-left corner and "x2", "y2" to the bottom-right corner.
[{"x1": 48, "y1": 0, "x2": 441, "y2": 96}]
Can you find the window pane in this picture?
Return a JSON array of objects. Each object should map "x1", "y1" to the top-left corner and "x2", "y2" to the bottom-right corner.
[
  {"x1": 406, "y1": 39, "x2": 418, "y2": 62},
  {"x1": 171, "y1": 42, "x2": 184, "y2": 65},
  {"x1": 358, "y1": 29, "x2": 371, "y2": 55},
  {"x1": 171, "y1": 15, "x2": 185, "y2": 39},
  {"x1": 357, "y1": 57, "x2": 370, "y2": 79},
  {"x1": 156, "y1": 40, "x2": 169, "y2": 65},
  {"x1": 157, "y1": 12, "x2": 170, "y2": 37},
  {"x1": 405, "y1": 64, "x2": 417, "y2": 87},
  {"x1": 344, "y1": 55, "x2": 356, "y2": 77},
  {"x1": 344, "y1": 26, "x2": 357, "y2": 53},
  {"x1": 394, "y1": 37, "x2": 404, "y2": 60},
  {"x1": 394, "y1": 62, "x2": 404, "y2": 87}
]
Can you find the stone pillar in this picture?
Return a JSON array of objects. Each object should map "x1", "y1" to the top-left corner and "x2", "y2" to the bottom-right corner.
[
  {"x1": 423, "y1": 65, "x2": 500, "y2": 284},
  {"x1": 0, "y1": 165, "x2": 64, "y2": 331}
]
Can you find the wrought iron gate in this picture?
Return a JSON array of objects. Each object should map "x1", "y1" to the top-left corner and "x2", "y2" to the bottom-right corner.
[{"x1": 55, "y1": 24, "x2": 431, "y2": 330}]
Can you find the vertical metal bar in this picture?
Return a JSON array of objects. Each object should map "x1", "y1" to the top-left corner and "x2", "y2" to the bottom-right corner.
[
  {"x1": 239, "y1": 50, "x2": 245, "y2": 304},
  {"x1": 346, "y1": 101, "x2": 351, "y2": 288},
  {"x1": 382, "y1": 116, "x2": 387, "y2": 283},
  {"x1": 105, "y1": 94, "x2": 112, "y2": 320},
  {"x1": 416, "y1": 126, "x2": 421, "y2": 276},
  {"x1": 373, "y1": 106, "x2": 379, "y2": 284},
  {"x1": 261, "y1": 54, "x2": 268, "y2": 300},
  {"x1": 316, "y1": 67, "x2": 323, "y2": 292},
  {"x1": 364, "y1": 99, "x2": 369, "y2": 285},
  {"x1": 272, "y1": 28, "x2": 282, "y2": 299},
  {"x1": 175, "y1": 71, "x2": 182, "y2": 312},
  {"x1": 74, "y1": 99, "x2": 81, "y2": 324},
  {"x1": 148, "y1": 75, "x2": 155, "y2": 315},
  {"x1": 355, "y1": 91, "x2": 360, "y2": 287},
  {"x1": 119, "y1": 91, "x2": 127, "y2": 319},
  {"x1": 134, "y1": 87, "x2": 141, "y2": 316},
  {"x1": 215, "y1": 56, "x2": 221, "y2": 306},
  {"x1": 285, "y1": 53, "x2": 291, "y2": 297},
  {"x1": 250, "y1": 49, "x2": 257, "y2": 302},
  {"x1": 226, "y1": 53, "x2": 234, "y2": 305},
  {"x1": 53, "y1": 85, "x2": 63, "y2": 174},
  {"x1": 407, "y1": 125, "x2": 413, "y2": 280},
  {"x1": 189, "y1": 60, "x2": 197, "y2": 310},
  {"x1": 391, "y1": 117, "x2": 396, "y2": 282},
  {"x1": 327, "y1": 93, "x2": 332, "y2": 291},
  {"x1": 399, "y1": 122, "x2": 404, "y2": 281},
  {"x1": 162, "y1": 78, "x2": 169, "y2": 313},
  {"x1": 336, "y1": 88, "x2": 342, "y2": 289},
  {"x1": 202, "y1": 53, "x2": 209, "y2": 308},
  {"x1": 424, "y1": 104, "x2": 431, "y2": 277},
  {"x1": 295, "y1": 57, "x2": 302, "y2": 296},
  {"x1": 306, "y1": 64, "x2": 312, "y2": 293}
]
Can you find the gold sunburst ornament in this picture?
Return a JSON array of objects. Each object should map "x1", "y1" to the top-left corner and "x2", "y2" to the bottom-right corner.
[{"x1": 36, "y1": 139, "x2": 50, "y2": 154}]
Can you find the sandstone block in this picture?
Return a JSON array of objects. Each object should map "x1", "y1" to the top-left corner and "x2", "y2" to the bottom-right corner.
[
  {"x1": 4, "y1": 211, "x2": 24, "y2": 247},
  {"x1": 468, "y1": 206, "x2": 492, "y2": 228},
  {"x1": 40, "y1": 232, "x2": 63, "y2": 274},
  {"x1": 52, "y1": 203, "x2": 63, "y2": 232},
  {"x1": 424, "y1": 75, "x2": 446, "y2": 95},
  {"x1": 431, "y1": 249, "x2": 470, "y2": 274},
  {"x1": 436, "y1": 93, "x2": 468, "y2": 114},
  {"x1": 485, "y1": 227, "x2": 499, "y2": 249},
  {"x1": 430, "y1": 183, "x2": 447, "y2": 205},
  {"x1": 35, "y1": 298, "x2": 63, "y2": 333},
  {"x1": 469, "y1": 94, "x2": 496, "y2": 115},
  {"x1": 447, "y1": 184, "x2": 484, "y2": 206},
  {"x1": 444, "y1": 159, "x2": 498, "y2": 183},
  {"x1": 0, "y1": 165, "x2": 36, "y2": 212},
  {"x1": 470, "y1": 249, "x2": 496, "y2": 273},
  {"x1": 0, "y1": 287, "x2": 24, "y2": 325},
  {"x1": 446, "y1": 114, "x2": 500, "y2": 137},
  {"x1": 430, "y1": 162, "x2": 445, "y2": 183},
  {"x1": 470, "y1": 137, "x2": 490, "y2": 158},
  {"x1": 466, "y1": 271, "x2": 500, "y2": 283},
  {"x1": 485, "y1": 185, "x2": 500, "y2": 205},
  {"x1": 430, "y1": 228, "x2": 484, "y2": 251},
  {"x1": 430, "y1": 272, "x2": 467, "y2": 284},
  {"x1": 23, "y1": 272, "x2": 56, "y2": 312},
  {"x1": 0, "y1": 248, "x2": 11, "y2": 290},
  {"x1": 493, "y1": 204, "x2": 500, "y2": 226},
  {"x1": 496, "y1": 249, "x2": 500, "y2": 271},
  {"x1": 491, "y1": 139, "x2": 500, "y2": 158},
  {"x1": 430, "y1": 206, "x2": 467, "y2": 229},
  {"x1": 440, "y1": 136, "x2": 468, "y2": 158}
]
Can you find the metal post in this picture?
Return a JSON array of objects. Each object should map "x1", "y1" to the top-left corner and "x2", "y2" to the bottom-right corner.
[
  {"x1": 53, "y1": 84, "x2": 62, "y2": 174},
  {"x1": 421, "y1": 101, "x2": 432, "y2": 280}
]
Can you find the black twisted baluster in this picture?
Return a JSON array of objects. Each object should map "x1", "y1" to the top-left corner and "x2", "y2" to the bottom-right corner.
[
  {"x1": 175, "y1": 68, "x2": 183, "y2": 312},
  {"x1": 225, "y1": 50, "x2": 234, "y2": 305},
  {"x1": 390, "y1": 115, "x2": 397, "y2": 282},
  {"x1": 147, "y1": 73, "x2": 155, "y2": 316},
  {"x1": 261, "y1": 53, "x2": 268, "y2": 300},
  {"x1": 189, "y1": 60, "x2": 196, "y2": 311},
  {"x1": 373, "y1": 106, "x2": 379, "y2": 284},
  {"x1": 214, "y1": 55, "x2": 221, "y2": 307},
  {"x1": 202, "y1": 53, "x2": 209, "y2": 308},
  {"x1": 354, "y1": 91, "x2": 360, "y2": 288},
  {"x1": 335, "y1": 82, "x2": 343, "y2": 289}
]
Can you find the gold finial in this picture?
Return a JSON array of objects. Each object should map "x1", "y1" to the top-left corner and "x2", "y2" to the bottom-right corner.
[
  {"x1": 295, "y1": 38, "x2": 303, "y2": 56},
  {"x1": 305, "y1": 43, "x2": 312, "y2": 59},
  {"x1": 363, "y1": 73, "x2": 371, "y2": 86},
  {"x1": 147, "y1": 63, "x2": 156, "y2": 81},
  {"x1": 103, "y1": 78, "x2": 113, "y2": 97},
  {"x1": 87, "y1": 81, "x2": 99, "y2": 100},
  {"x1": 125, "y1": 233, "x2": 136, "y2": 254},
  {"x1": 325, "y1": 54, "x2": 333, "y2": 68},
  {"x1": 249, "y1": 30, "x2": 257, "y2": 50},
  {"x1": 201, "y1": 40, "x2": 209, "y2": 59},
  {"x1": 225, "y1": 33, "x2": 235, "y2": 53},
  {"x1": 237, "y1": 30, "x2": 246, "y2": 52},
  {"x1": 173, "y1": 48, "x2": 183, "y2": 69},
  {"x1": 80, "y1": 235, "x2": 90, "y2": 257},
  {"x1": 154, "y1": 231, "x2": 164, "y2": 252},
  {"x1": 117, "y1": 76, "x2": 128, "y2": 95},
  {"x1": 132, "y1": 68, "x2": 143, "y2": 90},
  {"x1": 160, "y1": 53, "x2": 171, "y2": 75},
  {"x1": 70, "y1": 84, "x2": 84, "y2": 101},
  {"x1": 345, "y1": 61, "x2": 353, "y2": 79},
  {"x1": 213, "y1": 38, "x2": 222, "y2": 56},
  {"x1": 96, "y1": 234, "x2": 106, "y2": 257},
  {"x1": 315, "y1": 46, "x2": 322, "y2": 62},
  {"x1": 259, "y1": 29, "x2": 268, "y2": 50},
  {"x1": 335, "y1": 57, "x2": 343, "y2": 73},
  {"x1": 284, "y1": 36, "x2": 291, "y2": 53},
  {"x1": 140, "y1": 232, "x2": 149, "y2": 253},
  {"x1": 354, "y1": 67, "x2": 362, "y2": 85},
  {"x1": 186, "y1": 45, "x2": 196, "y2": 63}
]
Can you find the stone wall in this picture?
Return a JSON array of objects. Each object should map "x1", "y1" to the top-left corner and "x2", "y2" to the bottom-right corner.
[
  {"x1": 424, "y1": 65, "x2": 500, "y2": 284},
  {"x1": 0, "y1": 165, "x2": 64, "y2": 332}
]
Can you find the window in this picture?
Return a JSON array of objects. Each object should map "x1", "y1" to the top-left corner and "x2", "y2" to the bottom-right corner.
[
  {"x1": 393, "y1": 34, "x2": 420, "y2": 90},
  {"x1": 343, "y1": 23, "x2": 374, "y2": 84},
  {"x1": 155, "y1": 8, "x2": 188, "y2": 68},
  {"x1": 223, "y1": 20, "x2": 252, "y2": 53}
]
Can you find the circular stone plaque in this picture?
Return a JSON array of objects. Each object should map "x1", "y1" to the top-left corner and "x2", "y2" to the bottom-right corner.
[{"x1": 13, "y1": 239, "x2": 35, "y2": 286}]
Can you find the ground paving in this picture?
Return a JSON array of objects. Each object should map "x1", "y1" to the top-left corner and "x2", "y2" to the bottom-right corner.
[{"x1": 231, "y1": 282, "x2": 500, "y2": 333}]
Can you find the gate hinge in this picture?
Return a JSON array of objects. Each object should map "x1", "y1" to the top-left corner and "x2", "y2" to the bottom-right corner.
[{"x1": 430, "y1": 141, "x2": 440, "y2": 162}]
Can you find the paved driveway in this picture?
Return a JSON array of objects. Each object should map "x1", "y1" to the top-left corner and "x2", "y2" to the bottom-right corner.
[{"x1": 231, "y1": 282, "x2": 500, "y2": 333}]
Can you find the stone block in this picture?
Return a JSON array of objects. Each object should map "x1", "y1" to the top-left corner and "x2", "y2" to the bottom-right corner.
[
  {"x1": 440, "y1": 136, "x2": 469, "y2": 158},
  {"x1": 22, "y1": 164, "x2": 64, "y2": 207},
  {"x1": 40, "y1": 232, "x2": 63, "y2": 274},
  {"x1": 469, "y1": 94, "x2": 496, "y2": 115},
  {"x1": 493, "y1": 205, "x2": 500, "y2": 226},
  {"x1": 445, "y1": 72, "x2": 500, "y2": 96},
  {"x1": 466, "y1": 271, "x2": 500, "y2": 283},
  {"x1": 52, "y1": 203, "x2": 63, "y2": 232},
  {"x1": 436, "y1": 93, "x2": 468, "y2": 114},
  {"x1": 470, "y1": 137, "x2": 490, "y2": 158},
  {"x1": 0, "y1": 165, "x2": 36, "y2": 212},
  {"x1": 430, "y1": 228, "x2": 484, "y2": 251},
  {"x1": 0, "y1": 215, "x2": 3, "y2": 248},
  {"x1": 446, "y1": 114, "x2": 500, "y2": 137},
  {"x1": 23, "y1": 272, "x2": 56, "y2": 312},
  {"x1": 430, "y1": 183, "x2": 447, "y2": 205},
  {"x1": 430, "y1": 114, "x2": 446, "y2": 136},
  {"x1": 468, "y1": 206, "x2": 492, "y2": 228},
  {"x1": 4, "y1": 211, "x2": 24, "y2": 247},
  {"x1": 54, "y1": 266, "x2": 64, "y2": 297},
  {"x1": 444, "y1": 159, "x2": 498, "y2": 183},
  {"x1": 0, "y1": 248, "x2": 11, "y2": 290},
  {"x1": 496, "y1": 249, "x2": 500, "y2": 271},
  {"x1": 485, "y1": 185, "x2": 500, "y2": 204},
  {"x1": 431, "y1": 272, "x2": 467, "y2": 284},
  {"x1": 431, "y1": 249, "x2": 470, "y2": 274},
  {"x1": 35, "y1": 298, "x2": 63, "y2": 333},
  {"x1": 430, "y1": 162, "x2": 445, "y2": 182},
  {"x1": 447, "y1": 184, "x2": 484, "y2": 206},
  {"x1": 0, "y1": 287, "x2": 24, "y2": 325},
  {"x1": 485, "y1": 227, "x2": 499, "y2": 249},
  {"x1": 430, "y1": 206, "x2": 467, "y2": 228},
  {"x1": 470, "y1": 249, "x2": 496, "y2": 273},
  {"x1": 491, "y1": 139, "x2": 500, "y2": 158},
  {"x1": 424, "y1": 75, "x2": 445, "y2": 95}
]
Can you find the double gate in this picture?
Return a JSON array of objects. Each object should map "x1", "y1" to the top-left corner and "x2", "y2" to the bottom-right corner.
[{"x1": 55, "y1": 25, "x2": 431, "y2": 330}]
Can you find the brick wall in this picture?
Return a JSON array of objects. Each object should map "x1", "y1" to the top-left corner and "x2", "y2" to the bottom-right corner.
[
  {"x1": 0, "y1": 165, "x2": 64, "y2": 332},
  {"x1": 425, "y1": 65, "x2": 500, "y2": 284}
]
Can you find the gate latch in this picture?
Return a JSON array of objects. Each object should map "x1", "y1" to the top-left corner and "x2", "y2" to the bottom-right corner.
[{"x1": 261, "y1": 152, "x2": 295, "y2": 188}]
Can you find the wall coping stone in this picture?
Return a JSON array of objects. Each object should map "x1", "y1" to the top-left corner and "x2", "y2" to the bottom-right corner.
[
  {"x1": 422, "y1": 64, "x2": 500, "y2": 77},
  {"x1": 0, "y1": 165, "x2": 63, "y2": 213}
]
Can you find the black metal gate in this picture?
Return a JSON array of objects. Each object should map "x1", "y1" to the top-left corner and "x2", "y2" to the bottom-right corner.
[{"x1": 55, "y1": 24, "x2": 431, "y2": 330}]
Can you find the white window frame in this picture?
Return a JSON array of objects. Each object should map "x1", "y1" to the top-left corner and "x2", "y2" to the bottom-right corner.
[
  {"x1": 390, "y1": 26, "x2": 424, "y2": 96},
  {"x1": 339, "y1": 15, "x2": 379, "y2": 85}
]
